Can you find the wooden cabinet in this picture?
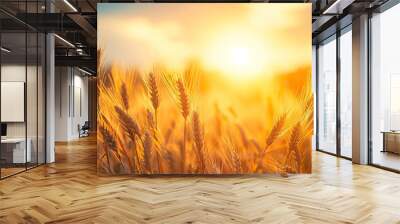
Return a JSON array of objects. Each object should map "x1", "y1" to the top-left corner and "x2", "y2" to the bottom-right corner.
[{"x1": 382, "y1": 132, "x2": 400, "y2": 154}]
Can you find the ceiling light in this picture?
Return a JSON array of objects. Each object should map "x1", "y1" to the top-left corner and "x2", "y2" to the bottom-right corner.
[
  {"x1": 1, "y1": 47, "x2": 11, "y2": 53},
  {"x1": 63, "y1": 0, "x2": 78, "y2": 12},
  {"x1": 78, "y1": 67, "x2": 94, "y2": 76},
  {"x1": 54, "y1": 34, "x2": 75, "y2": 48},
  {"x1": 323, "y1": 0, "x2": 355, "y2": 15}
]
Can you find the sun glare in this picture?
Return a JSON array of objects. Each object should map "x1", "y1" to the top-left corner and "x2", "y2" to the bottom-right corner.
[
  {"x1": 202, "y1": 32, "x2": 267, "y2": 80},
  {"x1": 230, "y1": 47, "x2": 251, "y2": 69}
]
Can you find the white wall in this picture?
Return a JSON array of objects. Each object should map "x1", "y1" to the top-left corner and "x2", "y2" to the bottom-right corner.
[
  {"x1": 72, "y1": 73, "x2": 89, "y2": 138},
  {"x1": 1, "y1": 66, "x2": 26, "y2": 138},
  {"x1": 55, "y1": 67, "x2": 70, "y2": 141},
  {"x1": 1, "y1": 65, "x2": 36, "y2": 138},
  {"x1": 1, "y1": 64, "x2": 46, "y2": 164},
  {"x1": 55, "y1": 67, "x2": 89, "y2": 141}
]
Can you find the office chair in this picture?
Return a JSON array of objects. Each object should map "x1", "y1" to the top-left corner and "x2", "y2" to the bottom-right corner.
[{"x1": 79, "y1": 121, "x2": 90, "y2": 138}]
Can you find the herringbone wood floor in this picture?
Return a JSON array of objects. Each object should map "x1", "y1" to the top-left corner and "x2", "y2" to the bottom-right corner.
[{"x1": 1, "y1": 136, "x2": 400, "y2": 224}]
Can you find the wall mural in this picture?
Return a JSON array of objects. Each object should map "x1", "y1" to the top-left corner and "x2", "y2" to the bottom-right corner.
[{"x1": 97, "y1": 3, "x2": 312, "y2": 175}]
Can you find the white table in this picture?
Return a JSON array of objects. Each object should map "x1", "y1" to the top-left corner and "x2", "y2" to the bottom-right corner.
[{"x1": 1, "y1": 138, "x2": 31, "y2": 163}]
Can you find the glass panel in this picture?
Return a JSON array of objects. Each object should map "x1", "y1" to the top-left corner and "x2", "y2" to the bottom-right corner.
[
  {"x1": 1, "y1": 30, "x2": 28, "y2": 177},
  {"x1": 0, "y1": 1, "x2": 46, "y2": 179},
  {"x1": 339, "y1": 28, "x2": 352, "y2": 158},
  {"x1": 318, "y1": 36, "x2": 337, "y2": 154},
  {"x1": 26, "y1": 0, "x2": 39, "y2": 169},
  {"x1": 38, "y1": 33, "x2": 46, "y2": 165},
  {"x1": 27, "y1": 30, "x2": 38, "y2": 169},
  {"x1": 371, "y1": 4, "x2": 400, "y2": 171},
  {"x1": 312, "y1": 45, "x2": 317, "y2": 151}
]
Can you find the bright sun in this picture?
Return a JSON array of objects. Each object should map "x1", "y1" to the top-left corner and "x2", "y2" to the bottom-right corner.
[
  {"x1": 202, "y1": 31, "x2": 267, "y2": 79},
  {"x1": 230, "y1": 47, "x2": 251, "y2": 70}
]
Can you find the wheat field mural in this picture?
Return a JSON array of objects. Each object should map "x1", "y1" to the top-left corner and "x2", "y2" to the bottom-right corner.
[{"x1": 97, "y1": 3, "x2": 312, "y2": 175}]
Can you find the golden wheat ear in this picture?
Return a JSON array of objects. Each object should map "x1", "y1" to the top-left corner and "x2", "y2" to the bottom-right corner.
[
  {"x1": 254, "y1": 113, "x2": 287, "y2": 172},
  {"x1": 120, "y1": 83, "x2": 129, "y2": 111},
  {"x1": 177, "y1": 79, "x2": 190, "y2": 119},
  {"x1": 99, "y1": 125, "x2": 119, "y2": 173},
  {"x1": 176, "y1": 78, "x2": 190, "y2": 173},
  {"x1": 148, "y1": 72, "x2": 159, "y2": 128},
  {"x1": 266, "y1": 113, "x2": 287, "y2": 149},
  {"x1": 114, "y1": 106, "x2": 141, "y2": 138},
  {"x1": 148, "y1": 73, "x2": 159, "y2": 110}
]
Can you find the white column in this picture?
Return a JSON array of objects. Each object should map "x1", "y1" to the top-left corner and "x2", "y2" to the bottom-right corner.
[
  {"x1": 352, "y1": 14, "x2": 369, "y2": 164},
  {"x1": 45, "y1": 0, "x2": 56, "y2": 163},
  {"x1": 46, "y1": 33, "x2": 55, "y2": 163}
]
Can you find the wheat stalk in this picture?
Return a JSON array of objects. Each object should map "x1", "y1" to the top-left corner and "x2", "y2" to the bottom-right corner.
[
  {"x1": 265, "y1": 114, "x2": 286, "y2": 149},
  {"x1": 115, "y1": 106, "x2": 141, "y2": 137},
  {"x1": 102, "y1": 67, "x2": 114, "y2": 90},
  {"x1": 231, "y1": 144, "x2": 241, "y2": 173},
  {"x1": 236, "y1": 124, "x2": 249, "y2": 148},
  {"x1": 145, "y1": 109, "x2": 161, "y2": 172},
  {"x1": 192, "y1": 111, "x2": 205, "y2": 172},
  {"x1": 143, "y1": 132, "x2": 153, "y2": 174},
  {"x1": 147, "y1": 109, "x2": 162, "y2": 173},
  {"x1": 146, "y1": 109, "x2": 159, "y2": 142},
  {"x1": 255, "y1": 114, "x2": 286, "y2": 172},
  {"x1": 99, "y1": 125, "x2": 113, "y2": 172},
  {"x1": 114, "y1": 106, "x2": 142, "y2": 172},
  {"x1": 214, "y1": 103, "x2": 223, "y2": 136},
  {"x1": 250, "y1": 139, "x2": 262, "y2": 151},
  {"x1": 120, "y1": 83, "x2": 129, "y2": 111},
  {"x1": 146, "y1": 109, "x2": 155, "y2": 129},
  {"x1": 164, "y1": 121, "x2": 176, "y2": 145},
  {"x1": 99, "y1": 125, "x2": 120, "y2": 173},
  {"x1": 177, "y1": 79, "x2": 190, "y2": 118},
  {"x1": 177, "y1": 78, "x2": 190, "y2": 172},
  {"x1": 148, "y1": 72, "x2": 159, "y2": 128},
  {"x1": 284, "y1": 122, "x2": 302, "y2": 173},
  {"x1": 163, "y1": 150, "x2": 177, "y2": 173},
  {"x1": 304, "y1": 95, "x2": 313, "y2": 112}
]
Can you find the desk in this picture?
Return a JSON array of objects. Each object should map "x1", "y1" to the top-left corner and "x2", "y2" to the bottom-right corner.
[
  {"x1": 382, "y1": 131, "x2": 400, "y2": 154},
  {"x1": 1, "y1": 138, "x2": 31, "y2": 164}
]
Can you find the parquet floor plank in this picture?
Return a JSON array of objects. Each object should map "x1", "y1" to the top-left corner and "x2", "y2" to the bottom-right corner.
[{"x1": 1, "y1": 136, "x2": 400, "y2": 223}]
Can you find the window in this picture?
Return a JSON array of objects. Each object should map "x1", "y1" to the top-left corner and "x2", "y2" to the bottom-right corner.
[
  {"x1": 339, "y1": 27, "x2": 352, "y2": 158},
  {"x1": 317, "y1": 36, "x2": 337, "y2": 154},
  {"x1": 370, "y1": 3, "x2": 400, "y2": 171}
]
